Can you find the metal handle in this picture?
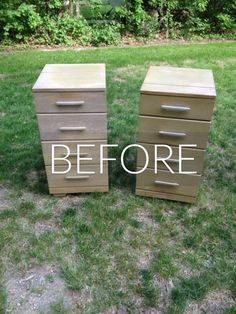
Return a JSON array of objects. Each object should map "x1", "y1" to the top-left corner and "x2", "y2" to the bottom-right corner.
[
  {"x1": 159, "y1": 131, "x2": 186, "y2": 137},
  {"x1": 156, "y1": 158, "x2": 179, "y2": 163},
  {"x1": 65, "y1": 176, "x2": 90, "y2": 180},
  {"x1": 56, "y1": 101, "x2": 85, "y2": 106},
  {"x1": 161, "y1": 105, "x2": 190, "y2": 112},
  {"x1": 168, "y1": 158, "x2": 179, "y2": 163},
  {"x1": 59, "y1": 127, "x2": 86, "y2": 131},
  {"x1": 69, "y1": 153, "x2": 88, "y2": 157},
  {"x1": 154, "y1": 180, "x2": 179, "y2": 187}
]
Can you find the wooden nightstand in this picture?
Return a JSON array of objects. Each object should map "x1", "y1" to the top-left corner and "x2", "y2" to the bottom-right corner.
[
  {"x1": 136, "y1": 66, "x2": 216, "y2": 203},
  {"x1": 32, "y1": 64, "x2": 108, "y2": 196}
]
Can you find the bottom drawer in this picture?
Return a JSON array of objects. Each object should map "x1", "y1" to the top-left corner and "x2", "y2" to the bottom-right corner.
[
  {"x1": 46, "y1": 164, "x2": 108, "y2": 188},
  {"x1": 135, "y1": 189, "x2": 196, "y2": 203},
  {"x1": 136, "y1": 168, "x2": 201, "y2": 197},
  {"x1": 42, "y1": 140, "x2": 107, "y2": 166}
]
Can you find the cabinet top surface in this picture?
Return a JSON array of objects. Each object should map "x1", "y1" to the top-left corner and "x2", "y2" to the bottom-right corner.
[
  {"x1": 33, "y1": 64, "x2": 106, "y2": 92},
  {"x1": 141, "y1": 66, "x2": 216, "y2": 98}
]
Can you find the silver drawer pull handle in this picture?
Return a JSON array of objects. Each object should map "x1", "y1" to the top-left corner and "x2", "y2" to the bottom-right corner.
[
  {"x1": 161, "y1": 105, "x2": 190, "y2": 112},
  {"x1": 60, "y1": 153, "x2": 88, "y2": 157},
  {"x1": 155, "y1": 180, "x2": 179, "y2": 187},
  {"x1": 69, "y1": 153, "x2": 88, "y2": 157},
  {"x1": 168, "y1": 158, "x2": 179, "y2": 163},
  {"x1": 59, "y1": 127, "x2": 86, "y2": 131},
  {"x1": 66, "y1": 176, "x2": 90, "y2": 180},
  {"x1": 159, "y1": 131, "x2": 186, "y2": 137},
  {"x1": 56, "y1": 101, "x2": 85, "y2": 106},
  {"x1": 157, "y1": 158, "x2": 179, "y2": 163}
]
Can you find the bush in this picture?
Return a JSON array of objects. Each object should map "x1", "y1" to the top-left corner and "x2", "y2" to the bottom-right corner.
[
  {"x1": 37, "y1": 16, "x2": 69, "y2": 45},
  {"x1": 58, "y1": 14, "x2": 92, "y2": 45},
  {"x1": 34, "y1": 15, "x2": 92, "y2": 45},
  {"x1": 0, "y1": 0, "x2": 235, "y2": 45},
  {"x1": 91, "y1": 22, "x2": 121, "y2": 46},
  {"x1": 216, "y1": 13, "x2": 236, "y2": 33},
  {"x1": 37, "y1": 15, "x2": 92, "y2": 45},
  {"x1": 115, "y1": 0, "x2": 156, "y2": 37},
  {"x1": 2, "y1": 4, "x2": 42, "y2": 41}
]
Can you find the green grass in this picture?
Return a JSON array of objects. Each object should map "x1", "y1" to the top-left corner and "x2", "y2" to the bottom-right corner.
[{"x1": 0, "y1": 42, "x2": 236, "y2": 313}]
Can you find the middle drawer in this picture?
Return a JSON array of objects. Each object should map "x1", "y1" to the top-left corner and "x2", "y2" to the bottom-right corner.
[
  {"x1": 138, "y1": 116, "x2": 210, "y2": 149},
  {"x1": 37, "y1": 113, "x2": 107, "y2": 141},
  {"x1": 137, "y1": 143, "x2": 205, "y2": 174}
]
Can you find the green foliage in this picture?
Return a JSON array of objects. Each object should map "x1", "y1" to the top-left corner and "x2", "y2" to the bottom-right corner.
[
  {"x1": 37, "y1": 15, "x2": 92, "y2": 45},
  {"x1": 138, "y1": 269, "x2": 159, "y2": 307},
  {"x1": 1, "y1": 4, "x2": 42, "y2": 41},
  {"x1": 91, "y1": 21, "x2": 121, "y2": 45},
  {"x1": 115, "y1": 0, "x2": 156, "y2": 37},
  {"x1": 216, "y1": 13, "x2": 235, "y2": 33},
  {"x1": 0, "y1": 0, "x2": 235, "y2": 45},
  {"x1": 151, "y1": 250, "x2": 178, "y2": 278}
]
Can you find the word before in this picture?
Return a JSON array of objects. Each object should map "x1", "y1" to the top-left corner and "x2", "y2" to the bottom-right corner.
[{"x1": 51, "y1": 144, "x2": 198, "y2": 175}]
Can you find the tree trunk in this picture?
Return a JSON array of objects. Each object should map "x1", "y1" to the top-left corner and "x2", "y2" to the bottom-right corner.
[{"x1": 75, "y1": 0, "x2": 80, "y2": 18}]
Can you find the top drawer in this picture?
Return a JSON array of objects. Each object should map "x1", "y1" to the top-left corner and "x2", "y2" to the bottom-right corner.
[
  {"x1": 140, "y1": 94, "x2": 214, "y2": 121},
  {"x1": 33, "y1": 92, "x2": 106, "y2": 113}
]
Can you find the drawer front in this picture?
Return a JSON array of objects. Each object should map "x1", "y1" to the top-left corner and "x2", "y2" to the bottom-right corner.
[
  {"x1": 138, "y1": 116, "x2": 210, "y2": 149},
  {"x1": 33, "y1": 92, "x2": 106, "y2": 113},
  {"x1": 37, "y1": 113, "x2": 107, "y2": 141},
  {"x1": 46, "y1": 164, "x2": 108, "y2": 188},
  {"x1": 42, "y1": 140, "x2": 107, "y2": 166},
  {"x1": 137, "y1": 143, "x2": 205, "y2": 174},
  {"x1": 136, "y1": 168, "x2": 201, "y2": 197},
  {"x1": 140, "y1": 94, "x2": 214, "y2": 121}
]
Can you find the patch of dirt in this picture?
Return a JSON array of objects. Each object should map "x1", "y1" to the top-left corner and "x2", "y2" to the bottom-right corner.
[
  {"x1": 112, "y1": 76, "x2": 125, "y2": 83},
  {"x1": 132, "y1": 208, "x2": 159, "y2": 230},
  {"x1": 33, "y1": 220, "x2": 57, "y2": 235},
  {"x1": 53, "y1": 195, "x2": 82, "y2": 214},
  {"x1": 216, "y1": 57, "x2": 236, "y2": 68},
  {"x1": 184, "y1": 289, "x2": 235, "y2": 314},
  {"x1": 26, "y1": 170, "x2": 42, "y2": 186},
  {"x1": 215, "y1": 60, "x2": 226, "y2": 69},
  {"x1": 21, "y1": 83, "x2": 33, "y2": 88},
  {"x1": 0, "y1": 186, "x2": 13, "y2": 211},
  {"x1": 182, "y1": 59, "x2": 196, "y2": 65},
  {"x1": 144, "y1": 61, "x2": 171, "y2": 67},
  {"x1": 137, "y1": 248, "x2": 153, "y2": 269},
  {"x1": 0, "y1": 73, "x2": 6, "y2": 80},
  {"x1": 6, "y1": 265, "x2": 75, "y2": 314},
  {"x1": 113, "y1": 98, "x2": 126, "y2": 106},
  {"x1": 104, "y1": 304, "x2": 161, "y2": 314},
  {"x1": 21, "y1": 191, "x2": 81, "y2": 214},
  {"x1": 176, "y1": 264, "x2": 200, "y2": 278},
  {"x1": 113, "y1": 64, "x2": 145, "y2": 79},
  {"x1": 21, "y1": 191, "x2": 53, "y2": 211},
  {"x1": 70, "y1": 286, "x2": 93, "y2": 311},
  {"x1": 104, "y1": 305, "x2": 129, "y2": 314},
  {"x1": 153, "y1": 274, "x2": 174, "y2": 312}
]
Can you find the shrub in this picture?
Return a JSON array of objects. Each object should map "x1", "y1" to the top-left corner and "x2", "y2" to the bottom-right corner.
[
  {"x1": 216, "y1": 13, "x2": 236, "y2": 33},
  {"x1": 0, "y1": 0, "x2": 235, "y2": 44},
  {"x1": 58, "y1": 14, "x2": 92, "y2": 45},
  {"x1": 115, "y1": 0, "x2": 155, "y2": 37},
  {"x1": 91, "y1": 21, "x2": 121, "y2": 46},
  {"x1": 2, "y1": 4, "x2": 42, "y2": 41},
  {"x1": 36, "y1": 16, "x2": 69, "y2": 45}
]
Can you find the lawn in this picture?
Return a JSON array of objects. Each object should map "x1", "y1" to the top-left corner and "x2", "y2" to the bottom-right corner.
[{"x1": 0, "y1": 42, "x2": 236, "y2": 313}]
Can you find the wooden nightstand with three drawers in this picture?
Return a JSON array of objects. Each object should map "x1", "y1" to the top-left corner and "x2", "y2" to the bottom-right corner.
[
  {"x1": 32, "y1": 64, "x2": 108, "y2": 196},
  {"x1": 136, "y1": 66, "x2": 216, "y2": 203}
]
